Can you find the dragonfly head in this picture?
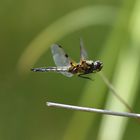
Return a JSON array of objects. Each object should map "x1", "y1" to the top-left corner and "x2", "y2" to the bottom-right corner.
[{"x1": 93, "y1": 60, "x2": 103, "y2": 72}]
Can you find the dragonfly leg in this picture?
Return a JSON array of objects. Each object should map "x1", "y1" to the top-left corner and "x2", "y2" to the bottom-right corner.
[{"x1": 78, "y1": 74, "x2": 93, "y2": 81}]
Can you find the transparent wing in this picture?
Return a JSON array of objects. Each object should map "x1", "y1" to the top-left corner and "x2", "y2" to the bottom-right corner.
[
  {"x1": 80, "y1": 38, "x2": 88, "y2": 60},
  {"x1": 59, "y1": 71, "x2": 73, "y2": 77},
  {"x1": 51, "y1": 44, "x2": 71, "y2": 67},
  {"x1": 51, "y1": 44, "x2": 73, "y2": 77}
]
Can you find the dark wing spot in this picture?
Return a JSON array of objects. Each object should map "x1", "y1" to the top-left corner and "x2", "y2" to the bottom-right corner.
[
  {"x1": 58, "y1": 44, "x2": 62, "y2": 48},
  {"x1": 65, "y1": 54, "x2": 69, "y2": 58}
]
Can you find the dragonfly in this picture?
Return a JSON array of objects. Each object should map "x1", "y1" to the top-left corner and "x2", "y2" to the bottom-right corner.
[{"x1": 31, "y1": 39, "x2": 103, "y2": 80}]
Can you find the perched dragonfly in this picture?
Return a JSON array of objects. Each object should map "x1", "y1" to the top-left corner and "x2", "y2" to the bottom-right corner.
[{"x1": 31, "y1": 40, "x2": 103, "y2": 80}]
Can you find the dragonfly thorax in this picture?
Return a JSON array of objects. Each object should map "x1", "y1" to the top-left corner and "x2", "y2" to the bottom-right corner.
[
  {"x1": 85, "y1": 60, "x2": 94, "y2": 65},
  {"x1": 68, "y1": 60, "x2": 103, "y2": 75}
]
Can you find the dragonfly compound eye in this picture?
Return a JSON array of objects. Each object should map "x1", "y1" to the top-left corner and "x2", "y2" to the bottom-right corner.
[{"x1": 93, "y1": 60, "x2": 103, "y2": 72}]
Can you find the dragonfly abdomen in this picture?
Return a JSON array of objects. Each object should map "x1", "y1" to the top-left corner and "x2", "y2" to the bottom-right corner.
[{"x1": 31, "y1": 67, "x2": 68, "y2": 72}]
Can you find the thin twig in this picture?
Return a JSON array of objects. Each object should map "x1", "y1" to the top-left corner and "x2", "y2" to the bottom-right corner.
[
  {"x1": 47, "y1": 102, "x2": 140, "y2": 118},
  {"x1": 98, "y1": 72, "x2": 133, "y2": 112}
]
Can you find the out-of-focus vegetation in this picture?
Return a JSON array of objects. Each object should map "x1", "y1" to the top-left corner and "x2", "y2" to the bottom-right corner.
[{"x1": 0, "y1": 0, "x2": 140, "y2": 140}]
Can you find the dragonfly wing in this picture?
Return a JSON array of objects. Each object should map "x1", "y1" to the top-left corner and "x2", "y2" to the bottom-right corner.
[
  {"x1": 80, "y1": 38, "x2": 88, "y2": 60},
  {"x1": 56, "y1": 66, "x2": 73, "y2": 77},
  {"x1": 60, "y1": 72, "x2": 73, "y2": 77},
  {"x1": 51, "y1": 44, "x2": 71, "y2": 67},
  {"x1": 51, "y1": 44, "x2": 74, "y2": 77}
]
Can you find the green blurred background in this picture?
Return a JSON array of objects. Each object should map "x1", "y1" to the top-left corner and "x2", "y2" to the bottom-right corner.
[{"x1": 0, "y1": 0, "x2": 140, "y2": 140}]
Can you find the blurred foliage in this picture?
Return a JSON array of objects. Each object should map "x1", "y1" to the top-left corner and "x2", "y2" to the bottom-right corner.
[{"x1": 0, "y1": 0, "x2": 140, "y2": 140}]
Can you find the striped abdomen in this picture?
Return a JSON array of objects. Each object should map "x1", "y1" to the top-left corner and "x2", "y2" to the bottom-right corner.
[{"x1": 31, "y1": 67, "x2": 68, "y2": 72}]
